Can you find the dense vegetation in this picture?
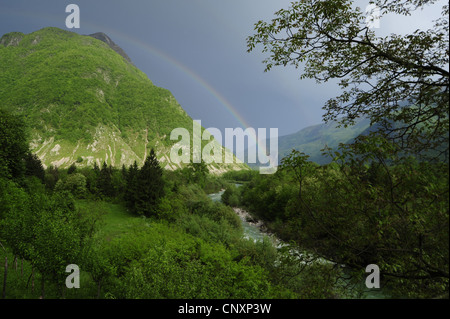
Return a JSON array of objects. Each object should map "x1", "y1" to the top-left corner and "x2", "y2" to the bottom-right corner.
[
  {"x1": 222, "y1": 141, "x2": 449, "y2": 298},
  {"x1": 1, "y1": 109, "x2": 350, "y2": 299},
  {"x1": 0, "y1": 27, "x2": 190, "y2": 144},
  {"x1": 0, "y1": 27, "x2": 246, "y2": 172},
  {"x1": 242, "y1": 0, "x2": 449, "y2": 298},
  {"x1": 1, "y1": 0, "x2": 448, "y2": 300}
]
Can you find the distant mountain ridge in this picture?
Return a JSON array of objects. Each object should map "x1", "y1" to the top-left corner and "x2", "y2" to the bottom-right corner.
[
  {"x1": 244, "y1": 117, "x2": 372, "y2": 167},
  {"x1": 0, "y1": 27, "x2": 246, "y2": 173}
]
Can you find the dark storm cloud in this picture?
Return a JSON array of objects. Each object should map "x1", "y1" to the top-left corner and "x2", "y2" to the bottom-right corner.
[{"x1": 0, "y1": 0, "x2": 444, "y2": 140}]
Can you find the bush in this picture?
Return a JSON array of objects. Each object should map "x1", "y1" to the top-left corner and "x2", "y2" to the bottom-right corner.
[
  {"x1": 222, "y1": 184, "x2": 241, "y2": 207},
  {"x1": 54, "y1": 173, "x2": 87, "y2": 198},
  {"x1": 117, "y1": 238, "x2": 272, "y2": 299}
]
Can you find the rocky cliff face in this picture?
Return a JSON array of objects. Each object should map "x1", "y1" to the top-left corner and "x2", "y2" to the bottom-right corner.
[{"x1": 0, "y1": 32, "x2": 24, "y2": 47}]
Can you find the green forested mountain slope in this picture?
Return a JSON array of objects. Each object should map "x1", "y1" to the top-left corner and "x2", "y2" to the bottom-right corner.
[
  {"x1": 244, "y1": 118, "x2": 372, "y2": 167},
  {"x1": 277, "y1": 118, "x2": 371, "y2": 164},
  {"x1": 0, "y1": 27, "x2": 245, "y2": 173}
]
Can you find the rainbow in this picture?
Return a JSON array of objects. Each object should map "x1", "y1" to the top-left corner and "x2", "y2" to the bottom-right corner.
[
  {"x1": 85, "y1": 26, "x2": 263, "y2": 148},
  {"x1": 0, "y1": 8, "x2": 253, "y2": 134},
  {"x1": 99, "y1": 29, "x2": 277, "y2": 168},
  {"x1": 90, "y1": 28, "x2": 252, "y2": 127},
  {"x1": 1, "y1": 7, "x2": 278, "y2": 163}
]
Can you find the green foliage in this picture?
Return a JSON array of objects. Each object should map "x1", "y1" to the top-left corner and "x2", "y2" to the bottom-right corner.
[
  {"x1": 31, "y1": 195, "x2": 84, "y2": 286},
  {"x1": 0, "y1": 27, "x2": 247, "y2": 173},
  {"x1": 280, "y1": 150, "x2": 317, "y2": 200},
  {"x1": 24, "y1": 152, "x2": 45, "y2": 183},
  {"x1": 186, "y1": 161, "x2": 209, "y2": 186},
  {"x1": 124, "y1": 161, "x2": 139, "y2": 209},
  {"x1": 103, "y1": 223, "x2": 272, "y2": 299},
  {"x1": 222, "y1": 169, "x2": 258, "y2": 182},
  {"x1": 245, "y1": 0, "x2": 448, "y2": 298},
  {"x1": 129, "y1": 149, "x2": 165, "y2": 217},
  {"x1": 0, "y1": 109, "x2": 28, "y2": 180},
  {"x1": 0, "y1": 28, "x2": 186, "y2": 142},
  {"x1": 222, "y1": 183, "x2": 241, "y2": 207},
  {"x1": 241, "y1": 172, "x2": 296, "y2": 224},
  {"x1": 1, "y1": 160, "x2": 346, "y2": 299},
  {"x1": 44, "y1": 165, "x2": 60, "y2": 191},
  {"x1": 0, "y1": 179, "x2": 100, "y2": 298},
  {"x1": 67, "y1": 163, "x2": 77, "y2": 175},
  {"x1": 97, "y1": 162, "x2": 113, "y2": 198},
  {"x1": 1, "y1": 77, "x2": 272, "y2": 299},
  {"x1": 54, "y1": 173, "x2": 87, "y2": 199},
  {"x1": 241, "y1": 135, "x2": 449, "y2": 298},
  {"x1": 247, "y1": 0, "x2": 449, "y2": 158}
]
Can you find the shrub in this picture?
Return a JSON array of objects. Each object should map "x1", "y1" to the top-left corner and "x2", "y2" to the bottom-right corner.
[{"x1": 54, "y1": 173, "x2": 87, "y2": 198}]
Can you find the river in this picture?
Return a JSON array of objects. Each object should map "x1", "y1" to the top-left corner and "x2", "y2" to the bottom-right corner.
[
  {"x1": 209, "y1": 188, "x2": 270, "y2": 243},
  {"x1": 208, "y1": 186, "x2": 388, "y2": 299}
]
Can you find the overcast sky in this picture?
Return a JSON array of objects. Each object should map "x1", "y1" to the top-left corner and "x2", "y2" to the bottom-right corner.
[{"x1": 0, "y1": 0, "x2": 445, "y2": 144}]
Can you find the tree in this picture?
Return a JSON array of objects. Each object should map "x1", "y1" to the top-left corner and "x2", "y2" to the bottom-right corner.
[
  {"x1": 0, "y1": 109, "x2": 28, "y2": 180},
  {"x1": 54, "y1": 173, "x2": 87, "y2": 199},
  {"x1": 98, "y1": 162, "x2": 113, "y2": 198},
  {"x1": 24, "y1": 152, "x2": 45, "y2": 183},
  {"x1": 0, "y1": 178, "x2": 32, "y2": 298},
  {"x1": 135, "y1": 149, "x2": 165, "y2": 217},
  {"x1": 247, "y1": 1, "x2": 449, "y2": 297},
  {"x1": 67, "y1": 163, "x2": 77, "y2": 175},
  {"x1": 186, "y1": 161, "x2": 209, "y2": 187},
  {"x1": 221, "y1": 184, "x2": 240, "y2": 207},
  {"x1": 44, "y1": 165, "x2": 60, "y2": 191},
  {"x1": 31, "y1": 192, "x2": 93, "y2": 298},
  {"x1": 84, "y1": 241, "x2": 117, "y2": 298},
  {"x1": 247, "y1": 0, "x2": 449, "y2": 158},
  {"x1": 124, "y1": 161, "x2": 139, "y2": 213},
  {"x1": 280, "y1": 150, "x2": 316, "y2": 200}
]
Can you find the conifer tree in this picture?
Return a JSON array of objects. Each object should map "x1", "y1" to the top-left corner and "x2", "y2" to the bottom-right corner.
[
  {"x1": 98, "y1": 162, "x2": 113, "y2": 198},
  {"x1": 135, "y1": 149, "x2": 165, "y2": 217},
  {"x1": 124, "y1": 161, "x2": 139, "y2": 213},
  {"x1": 24, "y1": 152, "x2": 45, "y2": 183}
]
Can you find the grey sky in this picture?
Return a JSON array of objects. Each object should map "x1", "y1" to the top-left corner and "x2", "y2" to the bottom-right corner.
[{"x1": 0, "y1": 0, "x2": 445, "y2": 144}]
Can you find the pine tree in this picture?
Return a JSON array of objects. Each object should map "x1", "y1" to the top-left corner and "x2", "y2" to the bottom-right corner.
[
  {"x1": 24, "y1": 152, "x2": 45, "y2": 183},
  {"x1": 67, "y1": 163, "x2": 77, "y2": 175},
  {"x1": 98, "y1": 162, "x2": 113, "y2": 198},
  {"x1": 0, "y1": 109, "x2": 28, "y2": 180},
  {"x1": 124, "y1": 161, "x2": 139, "y2": 213},
  {"x1": 135, "y1": 149, "x2": 165, "y2": 217}
]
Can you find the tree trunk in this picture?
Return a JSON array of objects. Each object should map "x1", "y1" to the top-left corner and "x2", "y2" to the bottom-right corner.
[
  {"x1": 2, "y1": 256, "x2": 7, "y2": 299},
  {"x1": 61, "y1": 284, "x2": 66, "y2": 299},
  {"x1": 40, "y1": 274, "x2": 45, "y2": 299},
  {"x1": 97, "y1": 280, "x2": 102, "y2": 299},
  {"x1": 31, "y1": 266, "x2": 35, "y2": 293}
]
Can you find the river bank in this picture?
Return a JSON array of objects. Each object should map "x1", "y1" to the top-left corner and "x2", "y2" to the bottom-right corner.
[{"x1": 208, "y1": 187, "x2": 388, "y2": 299}]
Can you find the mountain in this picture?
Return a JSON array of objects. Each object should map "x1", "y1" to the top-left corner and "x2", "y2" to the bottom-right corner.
[
  {"x1": 278, "y1": 117, "x2": 372, "y2": 164},
  {"x1": 88, "y1": 32, "x2": 133, "y2": 65},
  {"x1": 0, "y1": 27, "x2": 246, "y2": 173},
  {"x1": 245, "y1": 117, "x2": 372, "y2": 167}
]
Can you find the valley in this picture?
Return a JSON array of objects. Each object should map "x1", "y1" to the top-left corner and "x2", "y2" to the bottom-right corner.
[{"x1": 1, "y1": 0, "x2": 448, "y2": 303}]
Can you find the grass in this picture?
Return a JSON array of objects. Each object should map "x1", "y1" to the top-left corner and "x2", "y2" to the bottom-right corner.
[
  {"x1": 75, "y1": 199, "x2": 142, "y2": 240},
  {"x1": 0, "y1": 199, "x2": 141, "y2": 299},
  {"x1": 0, "y1": 247, "x2": 99, "y2": 299}
]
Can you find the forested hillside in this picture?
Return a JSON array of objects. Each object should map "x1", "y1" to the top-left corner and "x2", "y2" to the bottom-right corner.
[{"x1": 0, "y1": 27, "x2": 245, "y2": 173}]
